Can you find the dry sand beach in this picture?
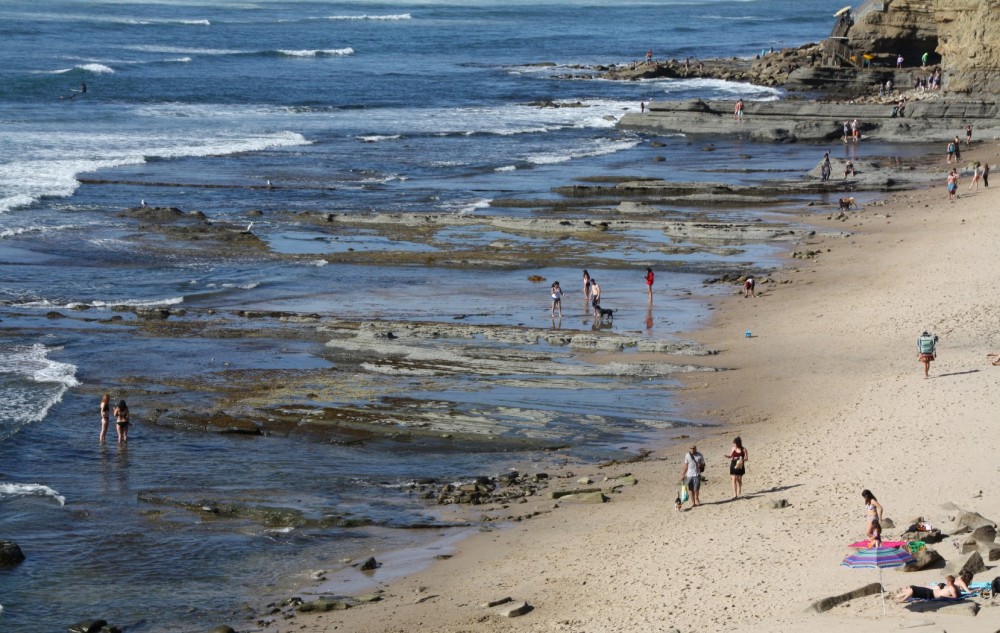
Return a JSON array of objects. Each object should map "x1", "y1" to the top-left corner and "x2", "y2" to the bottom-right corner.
[{"x1": 259, "y1": 144, "x2": 1000, "y2": 633}]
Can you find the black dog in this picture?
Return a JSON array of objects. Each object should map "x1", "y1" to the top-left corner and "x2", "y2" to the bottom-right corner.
[{"x1": 596, "y1": 306, "x2": 614, "y2": 322}]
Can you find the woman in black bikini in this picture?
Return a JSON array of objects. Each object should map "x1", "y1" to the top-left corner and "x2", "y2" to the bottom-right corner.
[
  {"x1": 114, "y1": 399, "x2": 130, "y2": 445},
  {"x1": 724, "y1": 436, "x2": 747, "y2": 498}
]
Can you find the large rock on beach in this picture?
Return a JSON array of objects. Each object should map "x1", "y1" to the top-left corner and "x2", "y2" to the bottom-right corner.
[
  {"x1": 0, "y1": 540, "x2": 25, "y2": 565},
  {"x1": 805, "y1": 582, "x2": 882, "y2": 613},
  {"x1": 948, "y1": 551, "x2": 987, "y2": 577},
  {"x1": 903, "y1": 546, "x2": 944, "y2": 571}
]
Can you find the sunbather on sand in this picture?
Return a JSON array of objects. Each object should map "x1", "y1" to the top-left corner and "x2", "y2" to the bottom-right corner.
[{"x1": 896, "y1": 575, "x2": 959, "y2": 602}]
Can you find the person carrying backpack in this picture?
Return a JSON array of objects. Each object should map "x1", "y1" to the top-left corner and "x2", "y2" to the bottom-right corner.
[{"x1": 917, "y1": 331, "x2": 939, "y2": 378}]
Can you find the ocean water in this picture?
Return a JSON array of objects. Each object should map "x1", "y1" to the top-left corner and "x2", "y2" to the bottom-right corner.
[{"x1": 0, "y1": 1, "x2": 856, "y2": 631}]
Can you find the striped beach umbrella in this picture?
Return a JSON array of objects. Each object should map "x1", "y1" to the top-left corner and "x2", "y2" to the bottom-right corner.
[{"x1": 841, "y1": 546, "x2": 916, "y2": 614}]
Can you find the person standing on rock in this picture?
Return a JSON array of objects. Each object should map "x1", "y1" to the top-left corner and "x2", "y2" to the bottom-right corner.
[
  {"x1": 821, "y1": 152, "x2": 832, "y2": 182},
  {"x1": 851, "y1": 118, "x2": 860, "y2": 142},
  {"x1": 842, "y1": 121, "x2": 850, "y2": 143},
  {"x1": 896, "y1": 54, "x2": 904, "y2": 68},
  {"x1": 918, "y1": 331, "x2": 939, "y2": 378},
  {"x1": 965, "y1": 124, "x2": 972, "y2": 147},
  {"x1": 645, "y1": 267, "x2": 654, "y2": 301},
  {"x1": 734, "y1": 98, "x2": 744, "y2": 122},
  {"x1": 645, "y1": 49, "x2": 652, "y2": 64},
  {"x1": 680, "y1": 445, "x2": 706, "y2": 508},
  {"x1": 921, "y1": 51, "x2": 929, "y2": 67}
]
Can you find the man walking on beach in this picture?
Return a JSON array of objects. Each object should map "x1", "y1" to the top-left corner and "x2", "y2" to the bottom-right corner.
[{"x1": 681, "y1": 445, "x2": 706, "y2": 508}]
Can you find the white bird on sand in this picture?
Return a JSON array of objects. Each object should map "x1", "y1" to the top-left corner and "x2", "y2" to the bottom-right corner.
[
  {"x1": 266, "y1": 180, "x2": 272, "y2": 189},
  {"x1": 244, "y1": 221, "x2": 254, "y2": 233},
  {"x1": 140, "y1": 199, "x2": 146, "y2": 207}
]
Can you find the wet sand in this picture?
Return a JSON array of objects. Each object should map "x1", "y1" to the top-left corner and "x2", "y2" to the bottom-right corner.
[{"x1": 257, "y1": 143, "x2": 1000, "y2": 632}]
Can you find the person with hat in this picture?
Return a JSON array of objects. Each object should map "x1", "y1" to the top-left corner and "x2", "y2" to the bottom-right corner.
[{"x1": 680, "y1": 445, "x2": 706, "y2": 508}]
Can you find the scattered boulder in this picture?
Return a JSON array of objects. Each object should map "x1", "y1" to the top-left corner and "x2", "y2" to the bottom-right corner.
[
  {"x1": 949, "y1": 551, "x2": 986, "y2": 577},
  {"x1": 805, "y1": 583, "x2": 882, "y2": 613},
  {"x1": 903, "y1": 547, "x2": 944, "y2": 571},
  {"x1": 497, "y1": 601, "x2": 532, "y2": 618},
  {"x1": 482, "y1": 597, "x2": 513, "y2": 608},
  {"x1": 970, "y1": 525, "x2": 997, "y2": 543},
  {"x1": 68, "y1": 621, "x2": 108, "y2": 633},
  {"x1": 359, "y1": 556, "x2": 378, "y2": 571},
  {"x1": 549, "y1": 488, "x2": 602, "y2": 500},
  {"x1": 948, "y1": 510, "x2": 996, "y2": 535},
  {"x1": 0, "y1": 540, "x2": 25, "y2": 565},
  {"x1": 980, "y1": 542, "x2": 1000, "y2": 562},
  {"x1": 558, "y1": 491, "x2": 608, "y2": 504},
  {"x1": 208, "y1": 627, "x2": 237, "y2": 633},
  {"x1": 296, "y1": 599, "x2": 350, "y2": 612}
]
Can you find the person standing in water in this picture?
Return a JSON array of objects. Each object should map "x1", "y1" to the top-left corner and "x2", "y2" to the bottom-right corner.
[
  {"x1": 550, "y1": 281, "x2": 562, "y2": 318},
  {"x1": 99, "y1": 394, "x2": 111, "y2": 444},
  {"x1": 114, "y1": 399, "x2": 130, "y2": 445},
  {"x1": 590, "y1": 278, "x2": 601, "y2": 310},
  {"x1": 644, "y1": 267, "x2": 654, "y2": 301}
]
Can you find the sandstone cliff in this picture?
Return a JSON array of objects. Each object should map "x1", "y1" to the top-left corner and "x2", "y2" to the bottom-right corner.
[{"x1": 846, "y1": 0, "x2": 1000, "y2": 95}]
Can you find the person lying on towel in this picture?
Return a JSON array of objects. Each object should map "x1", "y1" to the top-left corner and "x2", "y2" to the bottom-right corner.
[{"x1": 896, "y1": 575, "x2": 959, "y2": 602}]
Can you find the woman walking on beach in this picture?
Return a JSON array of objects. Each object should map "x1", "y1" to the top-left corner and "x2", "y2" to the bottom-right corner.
[
  {"x1": 918, "y1": 331, "x2": 938, "y2": 378},
  {"x1": 969, "y1": 162, "x2": 982, "y2": 190},
  {"x1": 113, "y1": 399, "x2": 130, "y2": 445},
  {"x1": 725, "y1": 437, "x2": 747, "y2": 498},
  {"x1": 99, "y1": 393, "x2": 111, "y2": 444},
  {"x1": 947, "y1": 169, "x2": 959, "y2": 202},
  {"x1": 582, "y1": 270, "x2": 591, "y2": 304},
  {"x1": 983, "y1": 161, "x2": 990, "y2": 188},
  {"x1": 862, "y1": 489, "x2": 884, "y2": 542},
  {"x1": 644, "y1": 267, "x2": 654, "y2": 301}
]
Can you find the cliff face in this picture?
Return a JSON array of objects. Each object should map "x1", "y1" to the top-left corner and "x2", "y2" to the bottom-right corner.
[
  {"x1": 934, "y1": 0, "x2": 1000, "y2": 94},
  {"x1": 847, "y1": 0, "x2": 1000, "y2": 95}
]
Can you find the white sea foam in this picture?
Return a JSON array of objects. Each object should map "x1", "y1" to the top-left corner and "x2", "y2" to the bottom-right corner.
[
  {"x1": 309, "y1": 259, "x2": 329, "y2": 267},
  {"x1": 276, "y1": 48, "x2": 354, "y2": 57},
  {"x1": 20, "y1": 296, "x2": 184, "y2": 310},
  {"x1": 0, "y1": 483, "x2": 66, "y2": 506},
  {"x1": 647, "y1": 77, "x2": 783, "y2": 101},
  {"x1": 494, "y1": 165, "x2": 517, "y2": 172},
  {"x1": 0, "y1": 224, "x2": 74, "y2": 239},
  {"x1": 0, "y1": 131, "x2": 309, "y2": 214},
  {"x1": 442, "y1": 198, "x2": 491, "y2": 215},
  {"x1": 124, "y1": 44, "x2": 248, "y2": 55},
  {"x1": 357, "y1": 134, "x2": 402, "y2": 143},
  {"x1": 325, "y1": 13, "x2": 411, "y2": 20},
  {"x1": 114, "y1": 18, "x2": 211, "y2": 26},
  {"x1": 0, "y1": 344, "x2": 78, "y2": 441},
  {"x1": 76, "y1": 63, "x2": 115, "y2": 74},
  {"x1": 526, "y1": 138, "x2": 641, "y2": 165}
]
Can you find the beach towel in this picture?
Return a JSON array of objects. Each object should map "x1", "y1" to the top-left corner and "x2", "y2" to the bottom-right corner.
[
  {"x1": 679, "y1": 483, "x2": 689, "y2": 504},
  {"x1": 848, "y1": 540, "x2": 906, "y2": 549}
]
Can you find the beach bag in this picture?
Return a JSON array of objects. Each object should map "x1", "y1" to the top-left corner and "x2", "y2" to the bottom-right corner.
[
  {"x1": 698, "y1": 459, "x2": 705, "y2": 473},
  {"x1": 918, "y1": 335, "x2": 936, "y2": 354},
  {"x1": 680, "y1": 483, "x2": 689, "y2": 504}
]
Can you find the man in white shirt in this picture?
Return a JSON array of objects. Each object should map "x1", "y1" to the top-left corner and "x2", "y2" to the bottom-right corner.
[{"x1": 680, "y1": 445, "x2": 706, "y2": 508}]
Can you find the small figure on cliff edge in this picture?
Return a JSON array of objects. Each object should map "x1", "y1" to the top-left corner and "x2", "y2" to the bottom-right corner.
[
  {"x1": 645, "y1": 49, "x2": 653, "y2": 64},
  {"x1": 921, "y1": 51, "x2": 929, "y2": 67},
  {"x1": 896, "y1": 54, "x2": 904, "y2": 68}
]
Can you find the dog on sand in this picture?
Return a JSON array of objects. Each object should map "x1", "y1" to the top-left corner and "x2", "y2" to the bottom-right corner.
[{"x1": 839, "y1": 196, "x2": 858, "y2": 211}]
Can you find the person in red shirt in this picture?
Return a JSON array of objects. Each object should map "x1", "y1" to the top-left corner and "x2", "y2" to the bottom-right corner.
[{"x1": 645, "y1": 267, "x2": 654, "y2": 301}]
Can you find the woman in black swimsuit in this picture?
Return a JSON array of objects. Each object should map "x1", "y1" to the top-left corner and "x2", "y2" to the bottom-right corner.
[
  {"x1": 724, "y1": 436, "x2": 747, "y2": 498},
  {"x1": 113, "y1": 399, "x2": 130, "y2": 445}
]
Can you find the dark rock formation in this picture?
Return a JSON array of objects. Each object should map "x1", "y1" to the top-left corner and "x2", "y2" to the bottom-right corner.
[{"x1": 0, "y1": 540, "x2": 25, "y2": 565}]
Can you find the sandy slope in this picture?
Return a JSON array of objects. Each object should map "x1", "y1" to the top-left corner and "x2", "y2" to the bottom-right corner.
[{"x1": 260, "y1": 144, "x2": 1000, "y2": 633}]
